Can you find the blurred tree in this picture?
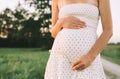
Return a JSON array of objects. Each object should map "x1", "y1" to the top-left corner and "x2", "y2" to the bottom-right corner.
[
  {"x1": 0, "y1": 4, "x2": 29, "y2": 47},
  {"x1": 0, "y1": 0, "x2": 53, "y2": 49},
  {"x1": 24, "y1": 0, "x2": 53, "y2": 49},
  {"x1": 117, "y1": 42, "x2": 120, "y2": 45},
  {"x1": 0, "y1": 8, "x2": 21, "y2": 47}
]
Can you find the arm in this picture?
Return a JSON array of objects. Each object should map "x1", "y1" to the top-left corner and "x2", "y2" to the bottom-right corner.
[
  {"x1": 51, "y1": 0, "x2": 61, "y2": 38},
  {"x1": 71, "y1": 0, "x2": 113, "y2": 71},
  {"x1": 51, "y1": 1, "x2": 86, "y2": 38},
  {"x1": 51, "y1": 16, "x2": 86, "y2": 38},
  {"x1": 87, "y1": 0, "x2": 113, "y2": 58}
]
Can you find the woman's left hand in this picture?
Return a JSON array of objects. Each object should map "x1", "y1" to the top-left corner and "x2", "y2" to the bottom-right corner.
[{"x1": 71, "y1": 54, "x2": 96, "y2": 71}]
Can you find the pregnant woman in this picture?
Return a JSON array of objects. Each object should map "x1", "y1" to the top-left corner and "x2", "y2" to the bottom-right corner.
[{"x1": 44, "y1": 0, "x2": 113, "y2": 79}]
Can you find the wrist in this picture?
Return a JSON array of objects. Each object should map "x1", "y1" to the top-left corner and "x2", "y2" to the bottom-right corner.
[
  {"x1": 58, "y1": 16, "x2": 69, "y2": 28},
  {"x1": 86, "y1": 52, "x2": 97, "y2": 60},
  {"x1": 57, "y1": 19, "x2": 63, "y2": 29}
]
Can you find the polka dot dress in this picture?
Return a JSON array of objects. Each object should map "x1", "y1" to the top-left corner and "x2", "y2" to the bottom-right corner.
[{"x1": 44, "y1": 3, "x2": 106, "y2": 79}]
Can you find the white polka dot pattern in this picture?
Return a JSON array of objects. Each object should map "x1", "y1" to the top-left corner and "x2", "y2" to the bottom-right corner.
[{"x1": 44, "y1": 4, "x2": 106, "y2": 79}]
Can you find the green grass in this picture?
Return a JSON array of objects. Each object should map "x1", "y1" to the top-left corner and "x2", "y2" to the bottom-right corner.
[
  {"x1": 0, "y1": 48, "x2": 50, "y2": 79},
  {"x1": 0, "y1": 45, "x2": 119, "y2": 79},
  {"x1": 101, "y1": 45, "x2": 120, "y2": 65}
]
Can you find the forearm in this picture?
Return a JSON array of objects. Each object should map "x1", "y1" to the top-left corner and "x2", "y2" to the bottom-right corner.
[
  {"x1": 51, "y1": 20, "x2": 62, "y2": 38},
  {"x1": 87, "y1": 0, "x2": 114, "y2": 58},
  {"x1": 87, "y1": 30, "x2": 113, "y2": 58}
]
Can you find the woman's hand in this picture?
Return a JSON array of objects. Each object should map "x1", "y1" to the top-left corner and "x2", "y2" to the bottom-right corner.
[
  {"x1": 71, "y1": 54, "x2": 96, "y2": 71},
  {"x1": 59, "y1": 15, "x2": 86, "y2": 29},
  {"x1": 51, "y1": 15, "x2": 86, "y2": 38}
]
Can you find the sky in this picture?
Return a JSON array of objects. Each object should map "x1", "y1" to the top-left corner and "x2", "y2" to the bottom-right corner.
[{"x1": 0, "y1": 0, "x2": 120, "y2": 43}]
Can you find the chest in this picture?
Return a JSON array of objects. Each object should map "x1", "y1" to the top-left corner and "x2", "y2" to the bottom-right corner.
[{"x1": 58, "y1": 0, "x2": 98, "y2": 10}]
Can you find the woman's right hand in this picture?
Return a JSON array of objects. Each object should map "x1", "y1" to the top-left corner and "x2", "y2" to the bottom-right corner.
[
  {"x1": 59, "y1": 15, "x2": 86, "y2": 29},
  {"x1": 51, "y1": 15, "x2": 86, "y2": 38}
]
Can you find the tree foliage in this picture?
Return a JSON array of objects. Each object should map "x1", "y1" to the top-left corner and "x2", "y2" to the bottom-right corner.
[{"x1": 0, "y1": 0, "x2": 53, "y2": 49}]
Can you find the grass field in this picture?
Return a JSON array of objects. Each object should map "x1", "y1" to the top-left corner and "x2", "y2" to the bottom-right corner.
[
  {"x1": 0, "y1": 45, "x2": 119, "y2": 79},
  {"x1": 101, "y1": 45, "x2": 120, "y2": 65},
  {"x1": 0, "y1": 48, "x2": 50, "y2": 79}
]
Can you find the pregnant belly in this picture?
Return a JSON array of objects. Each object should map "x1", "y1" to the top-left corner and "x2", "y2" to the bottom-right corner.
[{"x1": 51, "y1": 27, "x2": 98, "y2": 62}]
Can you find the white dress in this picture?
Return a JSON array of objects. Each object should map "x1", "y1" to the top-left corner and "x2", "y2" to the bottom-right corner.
[{"x1": 44, "y1": 3, "x2": 106, "y2": 79}]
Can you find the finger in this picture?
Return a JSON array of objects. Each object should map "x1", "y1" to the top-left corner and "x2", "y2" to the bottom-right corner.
[
  {"x1": 71, "y1": 24, "x2": 85, "y2": 29},
  {"x1": 72, "y1": 63, "x2": 83, "y2": 70},
  {"x1": 71, "y1": 24, "x2": 80, "y2": 29},
  {"x1": 74, "y1": 22, "x2": 86, "y2": 28},
  {"x1": 71, "y1": 60, "x2": 79, "y2": 68},
  {"x1": 72, "y1": 17, "x2": 86, "y2": 25},
  {"x1": 71, "y1": 23, "x2": 82, "y2": 29},
  {"x1": 71, "y1": 58, "x2": 81, "y2": 67},
  {"x1": 78, "y1": 20, "x2": 86, "y2": 24},
  {"x1": 74, "y1": 26, "x2": 81, "y2": 29},
  {"x1": 77, "y1": 24, "x2": 86, "y2": 28},
  {"x1": 79, "y1": 22, "x2": 86, "y2": 26},
  {"x1": 69, "y1": 25, "x2": 75, "y2": 29},
  {"x1": 72, "y1": 20, "x2": 84, "y2": 25},
  {"x1": 78, "y1": 65, "x2": 85, "y2": 70},
  {"x1": 76, "y1": 26, "x2": 81, "y2": 29}
]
